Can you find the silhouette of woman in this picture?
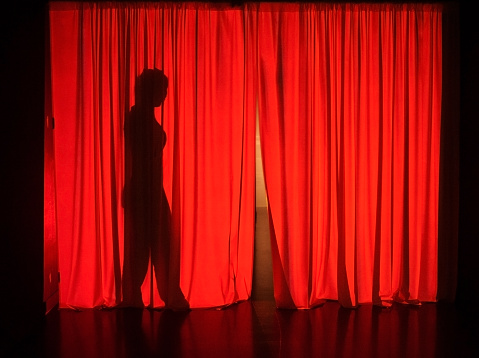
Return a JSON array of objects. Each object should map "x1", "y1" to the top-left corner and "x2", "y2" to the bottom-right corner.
[{"x1": 122, "y1": 68, "x2": 177, "y2": 307}]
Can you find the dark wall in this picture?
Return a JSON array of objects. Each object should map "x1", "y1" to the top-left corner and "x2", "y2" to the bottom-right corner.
[
  {"x1": 0, "y1": 2, "x2": 46, "y2": 355},
  {"x1": 457, "y1": 1, "x2": 479, "y2": 313}
]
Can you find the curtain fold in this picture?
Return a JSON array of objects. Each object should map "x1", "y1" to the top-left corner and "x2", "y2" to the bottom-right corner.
[
  {"x1": 49, "y1": 1, "x2": 256, "y2": 309},
  {"x1": 258, "y1": 3, "x2": 443, "y2": 308}
]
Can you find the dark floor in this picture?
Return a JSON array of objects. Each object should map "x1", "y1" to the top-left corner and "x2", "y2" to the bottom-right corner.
[
  {"x1": 11, "y1": 299, "x2": 479, "y2": 358},
  {"x1": 8, "y1": 208, "x2": 479, "y2": 357}
]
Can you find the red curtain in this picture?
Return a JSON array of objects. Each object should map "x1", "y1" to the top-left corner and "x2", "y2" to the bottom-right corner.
[
  {"x1": 47, "y1": 2, "x2": 449, "y2": 310},
  {"x1": 48, "y1": 2, "x2": 256, "y2": 309},
  {"x1": 258, "y1": 3, "x2": 443, "y2": 308}
]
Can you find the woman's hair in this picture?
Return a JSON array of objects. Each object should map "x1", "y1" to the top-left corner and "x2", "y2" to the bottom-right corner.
[{"x1": 135, "y1": 68, "x2": 168, "y2": 103}]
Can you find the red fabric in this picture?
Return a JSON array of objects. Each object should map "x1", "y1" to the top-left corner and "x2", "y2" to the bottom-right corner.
[
  {"x1": 49, "y1": 2, "x2": 256, "y2": 309},
  {"x1": 258, "y1": 3, "x2": 442, "y2": 308},
  {"x1": 48, "y1": 2, "x2": 445, "y2": 310}
]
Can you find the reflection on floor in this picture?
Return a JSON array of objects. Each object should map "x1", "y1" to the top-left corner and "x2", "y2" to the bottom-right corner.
[
  {"x1": 10, "y1": 299, "x2": 479, "y2": 358},
  {"x1": 9, "y1": 207, "x2": 479, "y2": 357}
]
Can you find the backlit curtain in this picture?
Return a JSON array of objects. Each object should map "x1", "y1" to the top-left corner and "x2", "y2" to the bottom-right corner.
[
  {"x1": 48, "y1": 2, "x2": 256, "y2": 309},
  {"x1": 47, "y1": 2, "x2": 451, "y2": 311},
  {"x1": 258, "y1": 3, "x2": 443, "y2": 308}
]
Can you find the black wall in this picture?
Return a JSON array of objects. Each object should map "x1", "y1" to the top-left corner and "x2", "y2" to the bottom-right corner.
[
  {"x1": 0, "y1": 0, "x2": 477, "y2": 354},
  {"x1": 458, "y1": 1, "x2": 479, "y2": 312},
  {"x1": 1, "y1": 2, "x2": 46, "y2": 355}
]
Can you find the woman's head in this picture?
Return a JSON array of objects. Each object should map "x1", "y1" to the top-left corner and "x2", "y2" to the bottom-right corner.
[{"x1": 135, "y1": 68, "x2": 168, "y2": 107}]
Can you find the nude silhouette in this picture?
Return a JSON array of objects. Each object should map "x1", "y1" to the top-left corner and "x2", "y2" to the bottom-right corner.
[{"x1": 122, "y1": 68, "x2": 187, "y2": 309}]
